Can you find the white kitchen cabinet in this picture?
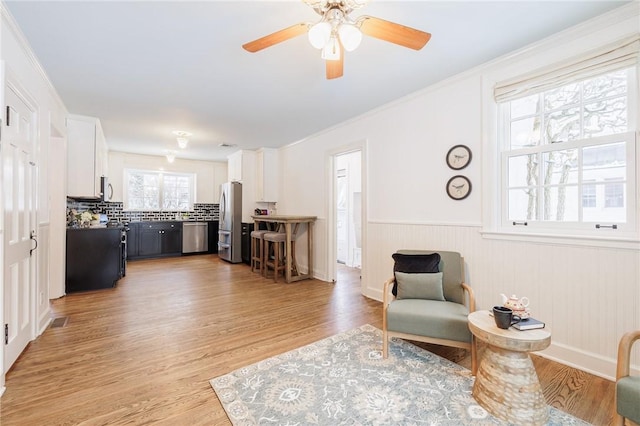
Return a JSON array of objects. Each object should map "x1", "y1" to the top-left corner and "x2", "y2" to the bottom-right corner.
[
  {"x1": 67, "y1": 115, "x2": 107, "y2": 198},
  {"x1": 227, "y1": 150, "x2": 257, "y2": 222},
  {"x1": 227, "y1": 150, "x2": 242, "y2": 182},
  {"x1": 256, "y1": 148, "x2": 279, "y2": 202},
  {"x1": 212, "y1": 162, "x2": 228, "y2": 202},
  {"x1": 227, "y1": 150, "x2": 256, "y2": 184}
]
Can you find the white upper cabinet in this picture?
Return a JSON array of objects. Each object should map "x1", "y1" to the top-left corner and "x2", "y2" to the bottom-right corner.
[
  {"x1": 212, "y1": 162, "x2": 228, "y2": 203},
  {"x1": 256, "y1": 148, "x2": 279, "y2": 202},
  {"x1": 66, "y1": 115, "x2": 107, "y2": 198},
  {"x1": 227, "y1": 150, "x2": 243, "y2": 182}
]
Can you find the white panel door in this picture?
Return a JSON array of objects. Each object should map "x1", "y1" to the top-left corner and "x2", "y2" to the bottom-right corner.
[{"x1": 3, "y1": 83, "x2": 37, "y2": 372}]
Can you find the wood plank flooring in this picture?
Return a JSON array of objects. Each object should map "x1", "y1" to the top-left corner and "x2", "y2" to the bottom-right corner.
[{"x1": 0, "y1": 255, "x2": 617, "y2": 425}]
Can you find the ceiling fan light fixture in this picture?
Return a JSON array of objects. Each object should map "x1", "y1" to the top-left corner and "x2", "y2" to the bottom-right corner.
[
  {"x1": 348, "y1": 0, "x2": 370, "y2": 8},
  {"x1": 338, "y1": 23, "x2": 362, "y2": 51},
  {"x1": 177, "y1": 137, "x2": 189, "y2": 149},
  {"x1": 308, "y1": 21, "x2": 331, "y2": 49},
  {"x1": 321, "y1": 36, "x2": 341, "y2": 60},
  {"x1": 165, "y1": 151, "x2": 176, "y2": 163}
]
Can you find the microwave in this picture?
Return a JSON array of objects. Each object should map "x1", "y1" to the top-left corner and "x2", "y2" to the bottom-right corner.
[{"x1": 100, "y1": 176, "x2": 113, "y2": 202}]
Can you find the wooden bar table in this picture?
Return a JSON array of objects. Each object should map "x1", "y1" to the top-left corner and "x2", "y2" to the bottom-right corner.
[{"x1": 251, "y1": 215, "x2": 317, "y2": 283}]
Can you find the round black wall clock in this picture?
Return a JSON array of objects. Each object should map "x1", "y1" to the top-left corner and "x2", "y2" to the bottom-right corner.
[
  {"x1": 446, "y1": 175, "x2": 472, "y2": 200},
  {"x1": 446, "y1": 145, "x2": 472, "y2": 170}
]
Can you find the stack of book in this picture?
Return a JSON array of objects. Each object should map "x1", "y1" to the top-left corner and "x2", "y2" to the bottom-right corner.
[{"x1": 512, "y1": 317, "x2": 545, "y2": 330}]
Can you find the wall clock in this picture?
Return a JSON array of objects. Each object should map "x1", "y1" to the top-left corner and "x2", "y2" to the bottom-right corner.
[
  {"x1": 446, "y1": 175, "x2": 472, "y2": 200},
  {"x1": 446, "y1": 145, "x2": 472, "y2": 170}
]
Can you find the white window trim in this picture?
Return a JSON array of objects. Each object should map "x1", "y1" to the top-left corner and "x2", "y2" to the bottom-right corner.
[
  {"x1": 481, "y1": 49, "x2": 640, "y2": 250},
  {"x1": 123, "y1": 168, "x2": 196, "y2": 212}
]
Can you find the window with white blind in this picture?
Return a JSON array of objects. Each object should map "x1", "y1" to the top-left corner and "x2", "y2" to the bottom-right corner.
[
  {"x1": 494, "y1": 36, "x2": 638, "y2": 239},
  {"x1": 124, "y1": 169, "x2": 195, "y2": 211}
]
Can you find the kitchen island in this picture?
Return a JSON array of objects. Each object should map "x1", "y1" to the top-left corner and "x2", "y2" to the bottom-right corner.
[
  {"x1": 66, "y1": 226, "x2": 125, "y2": 292},
  {"x1": 252, "y1": 215, "x2": 317, "y2": 283}
]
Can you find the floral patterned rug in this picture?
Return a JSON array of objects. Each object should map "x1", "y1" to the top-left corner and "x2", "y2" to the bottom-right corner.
[{"x1": 209, "y1": 324, "x2": 589, "y2": 425}]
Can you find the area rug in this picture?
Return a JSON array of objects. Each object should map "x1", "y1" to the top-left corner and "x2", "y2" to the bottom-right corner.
[{"x1": 209, "y1": 324, "x2": 589, "y2": 425}]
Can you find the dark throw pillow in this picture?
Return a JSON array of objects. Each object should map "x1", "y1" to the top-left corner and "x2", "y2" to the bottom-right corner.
[{"x1": 391, "y1": 252, "x2": 441, "y2": 296}]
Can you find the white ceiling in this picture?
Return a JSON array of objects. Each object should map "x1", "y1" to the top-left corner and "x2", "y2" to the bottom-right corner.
[{"x1": 4, "y1": 0, "x2": 630, "y2": 162}]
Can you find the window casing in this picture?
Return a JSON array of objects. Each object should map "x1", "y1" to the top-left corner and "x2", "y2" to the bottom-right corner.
[
  {"x1": 498, "y1": 67, "x2": 637, "y2": 237},
  {"x1": 124, "y1": 169, "x2": 195, "y2": 211}
]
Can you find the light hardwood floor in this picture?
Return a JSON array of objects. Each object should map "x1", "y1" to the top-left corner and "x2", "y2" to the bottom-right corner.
[{"x1": 1, "y1": 255, "x2": 616, "y2": 425}]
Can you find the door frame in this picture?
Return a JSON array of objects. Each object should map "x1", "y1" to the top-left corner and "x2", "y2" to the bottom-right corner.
[{"x1": 326, "y1": 140, "x2": 367, "y2": 287}]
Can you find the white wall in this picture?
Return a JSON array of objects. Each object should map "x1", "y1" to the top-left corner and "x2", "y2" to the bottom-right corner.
[
  {"x1": 108, "y1": 151, "x2": 227, "y2": 205},
  {"x1": 279, "y1": 3, "x2": 639, "y2": 380}
]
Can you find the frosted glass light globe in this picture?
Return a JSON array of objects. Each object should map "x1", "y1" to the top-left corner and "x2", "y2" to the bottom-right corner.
[
  {"x1": 308, "y1": 22, "x2": 331, "y2": 49},
  {"x1": 338, "y1": 24, "x2": 362, "y2": 52}
]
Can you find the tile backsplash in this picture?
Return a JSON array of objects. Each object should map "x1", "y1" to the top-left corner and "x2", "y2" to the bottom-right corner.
[{"x1": 67, "y1": 200, "x2": 219, "y2": 224}]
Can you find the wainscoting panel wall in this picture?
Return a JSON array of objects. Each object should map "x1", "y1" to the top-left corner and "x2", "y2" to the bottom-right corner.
[{"x1": 363, "y1": 222, "x2": 640, "y2": 380}]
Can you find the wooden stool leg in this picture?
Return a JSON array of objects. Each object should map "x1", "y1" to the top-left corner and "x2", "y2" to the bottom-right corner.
[
  {"x1": 290, "y1": 241, "x2": 298, "y2": 276},
  {"x1": 273, "y1": 242, "x2": 281, "y2": 283},
  {"x1": 251, "y1": 237, "x2": 257, "y2": 272},
  {"x1": 263, "y1": 239, "x2": 271, "y2": 278},
  {"x1": 257, "y1": 238, "x2": 263, "y2": 275}
]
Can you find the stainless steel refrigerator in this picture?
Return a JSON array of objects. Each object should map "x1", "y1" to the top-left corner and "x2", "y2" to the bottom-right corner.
[{"x1": 218, "y1": 182, "x2": 242, "y2": 263}]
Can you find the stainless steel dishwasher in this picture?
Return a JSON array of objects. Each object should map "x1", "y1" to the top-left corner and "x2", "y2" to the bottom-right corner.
[{"x1": 182, "y1": 222, "x2": 209, "y2": 253}]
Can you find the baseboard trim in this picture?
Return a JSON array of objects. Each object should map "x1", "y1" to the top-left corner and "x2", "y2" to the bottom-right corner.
[
  {"x1": 362, "y1": 290, "x2": 633, "y2": 381},
  {"x1": 537, "y1": 341, "x2": 634, "y2": 382}
]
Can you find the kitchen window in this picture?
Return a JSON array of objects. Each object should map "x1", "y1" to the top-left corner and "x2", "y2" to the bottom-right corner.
[
  {"x1": 496, "y1": 64, "x2": 637, "y2": 238},
  {"x1": 124, "y1": 169, "x2": 195, "y2": 211}
]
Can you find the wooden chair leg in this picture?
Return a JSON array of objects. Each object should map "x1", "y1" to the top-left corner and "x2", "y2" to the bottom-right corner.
[
  {"x1": 383, "y1": 331, "x2": 389, "y2": 358},
  {"x1": 613, "y1": 413, "x2": 624, "y2": 426}
]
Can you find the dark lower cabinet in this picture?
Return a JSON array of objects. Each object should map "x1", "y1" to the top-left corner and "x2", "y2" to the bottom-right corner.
[
  {"x1": 241, "y1": 222, "x2": 253, "y2": 265},
  {"x1": 161, "y1": 226, "x2": 182, "y2": 254},
  {"x1": 66, "y1": 228, "x2": 122, "y2": 292},
  {"x1": 139, "y1": 227, "x2": 162, "y2": 256},
  {"x1": 126, "y1": 222, "x2": 139, "y2": 259},
  {"x1": 127, "y1": 220, "x2": 220, "y2": 260},
  {"x1": 134, "y1": 222, "x2": 182, "y2": 258},
  {"x1": 208, "y1": 220, "x2": 219, "y2": 253}
]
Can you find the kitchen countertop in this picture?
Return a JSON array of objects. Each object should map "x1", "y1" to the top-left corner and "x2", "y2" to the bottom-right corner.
[{"x1": 67, "y1": 224, "x2": 125, "y2": 230}]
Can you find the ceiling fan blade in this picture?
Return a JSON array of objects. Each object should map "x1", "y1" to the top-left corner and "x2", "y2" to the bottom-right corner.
[
  {"x1": 326, "y1": 50, "x2": 344, "y2": 80},
  {"x1": 358, "y1": 16, "x2": 431, "y2": 50},
  {"x1": 242, "y1": 23, "x2": 309, "y2": 53}
]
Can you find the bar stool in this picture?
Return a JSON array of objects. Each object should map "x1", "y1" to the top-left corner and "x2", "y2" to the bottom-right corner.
[
  {"x1": 263, "y1": 231, "x2": 298, "y2": 282},
  {"x1": 250, "y1": 230, "x2": 269, "y2": 274}
]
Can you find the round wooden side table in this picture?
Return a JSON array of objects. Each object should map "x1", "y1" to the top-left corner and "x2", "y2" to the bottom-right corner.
[{"x1": 468, "y1": 310, "x2": 551, "y2": 426}]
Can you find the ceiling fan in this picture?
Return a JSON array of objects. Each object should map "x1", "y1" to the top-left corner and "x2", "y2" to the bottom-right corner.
[{"x1": 242, "y1": 0, "x2": 431, "y2": 79}]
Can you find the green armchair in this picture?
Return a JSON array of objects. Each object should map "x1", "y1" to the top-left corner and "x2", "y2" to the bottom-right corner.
[
  {"x1": 615, "y1": 330, "x2": 640, "y2": 425},
  {"x1": 382, "y1": 250, "x2": 477, "y2": 375}
]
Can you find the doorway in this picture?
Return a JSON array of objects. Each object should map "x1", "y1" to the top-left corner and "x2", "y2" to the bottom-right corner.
[{"x1": 331, "y1": 149, "x2": 363, "y2": 284}]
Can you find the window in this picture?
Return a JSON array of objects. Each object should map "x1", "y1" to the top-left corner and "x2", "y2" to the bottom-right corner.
[
  {"x1": 124, "y1": 169, "x2": 195, "y2": 211},
  {"x1": 582, "y1": 180, "x2": 596, "y2": 208},
  {"x1": 604, "y1": 179, "x2": 624, "y2": 208},
  {"x1": 499, "y1": 67, "x2": 636, "y2": 235}
]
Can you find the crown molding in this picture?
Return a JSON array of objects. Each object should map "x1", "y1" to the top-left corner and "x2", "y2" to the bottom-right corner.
[{"x1": 0, "y1": 2, "x2": 68, "y2": 114}]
